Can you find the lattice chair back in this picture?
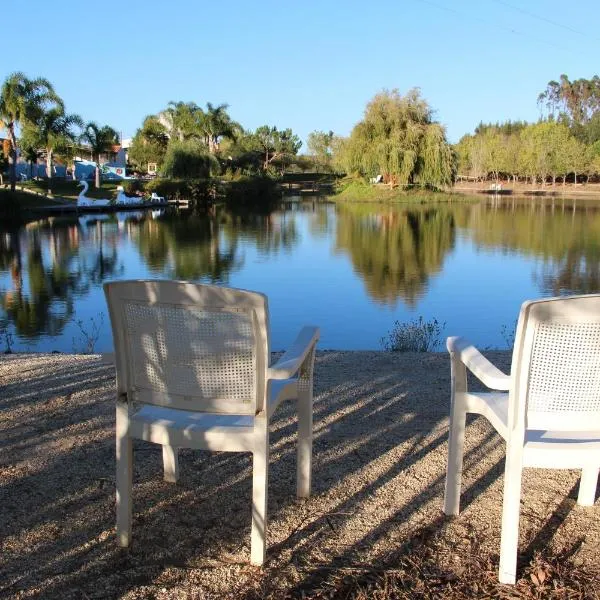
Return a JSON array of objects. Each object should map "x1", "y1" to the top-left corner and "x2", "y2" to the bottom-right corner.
[
  {"x1": 509, "y1": 295, "x2": 600, "y2": 432},
  {"x1": 104, "y1": 280, "x2": 270, "y2": 415}
]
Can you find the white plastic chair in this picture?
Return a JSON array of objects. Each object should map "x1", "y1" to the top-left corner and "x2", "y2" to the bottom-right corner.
[
  {"x1": 104, "y1": 280, "x2": 319, "y2": 565},
  {"x1": 444, "y1": 295, "x2": 600, "y2": 584}
]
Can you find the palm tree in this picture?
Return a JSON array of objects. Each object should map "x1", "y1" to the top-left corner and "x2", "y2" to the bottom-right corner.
[
  {"x1": 0, "y1": 72, "x2": 63, "y2": 191},
  {"x1": 79, "y1": 122, "x2": 119, "y2": 188},
  {"x1": 29, "y1": 108, "x2": 82, "y2": 193},
  {"x1": 163, "y1": 101, "x2": 201, "y2": 141},
  {"x1": 19, "y1": 135, "x2": 41, "y2": 180},
  {"x1": 198, "y1": 103, "x2": 238, "y2": 153}
]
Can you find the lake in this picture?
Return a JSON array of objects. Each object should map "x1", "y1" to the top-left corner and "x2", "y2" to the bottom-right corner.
[{"x1": 1, "y1": 195, "x2": 599, "y2": 353}]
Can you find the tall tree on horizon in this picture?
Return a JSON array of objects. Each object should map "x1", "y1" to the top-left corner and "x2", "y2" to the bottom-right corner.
[{"x1": 538, "y1": 74, "x2": 600, "y2": 125}]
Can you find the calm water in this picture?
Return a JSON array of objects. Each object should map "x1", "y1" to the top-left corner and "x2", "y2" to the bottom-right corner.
[{"x1": 1, "y1": 195, "x2": 599, "y2": 353}]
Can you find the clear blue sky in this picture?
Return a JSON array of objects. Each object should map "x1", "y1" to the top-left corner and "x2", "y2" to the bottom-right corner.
[{"x1": 5, "y1": 0, "x2": 599, "y2": 146}]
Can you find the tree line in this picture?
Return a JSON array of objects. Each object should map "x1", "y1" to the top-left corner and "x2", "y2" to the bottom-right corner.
[
  {"x1": 4, "y1": 71, "x2": 600, "y2": 196},
  {"x1": 306, "y1": 75, "x2": 600, "y2": 189},
  {"x1": 0, "y1": 72, "x2": 305, "y2": 198},
  {"x1": 457, "y1": 75, "x2": 600, "y2": 185},
  {"x1": 0, "y1": 72, "x2": 120, "y2": 192},
  {"x1": 127, "y1": 102, "x2": 302, "y2": 179}
]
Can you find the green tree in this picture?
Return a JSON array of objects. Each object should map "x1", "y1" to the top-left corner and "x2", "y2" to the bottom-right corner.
[
  {"x1": 253, "y1": 126, "x2": 302, "y2": 173},
  {"x1": 341, "y1": 89, "x2": 455, "y2": 187},
  {"x1": 586, "y1": 141, "x2": 600, "y2": 181},
  {"x1": 564, "y1": 136, "x2": 587, "y2": 185},
  {"x1": 500, "y1": 133, "x2": 522, "y2": 184},
  {"x1": 18, "y1": 129, "x2": 41, "y2": 180},
  {"x1": 163, "y1": 101, "x2": 201, "y2": 141},
  {"x1": 0, "y1": 72, "x2": 62, "y2": 191},
  {"x1": 307, "y1": 130, "x2": 334, "y2": 172},
  {"x1": 538, "y1": 74, "x2": 600, "y2": 125},
  {"x1": 128, "y1": 115, "x2": 169, "y2": 172},
  {"x1": 25, "y1": 107, "x2": 82, "y2": 193},
  {"x1": 197, "y1": 102, "x2": 239, "y2": 153},
  {"x1": 330, "y1": 135, "x2": 348, "y2": 174},
  {"x1": 79, "y1": 122, "x2": 119, "y2": 188},
  {"x1": 161, "y1": 140, "x2": 218, "y2": 178}
]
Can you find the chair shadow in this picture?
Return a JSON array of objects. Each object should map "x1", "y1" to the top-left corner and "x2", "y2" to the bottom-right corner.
[{"x1": 2, "y1": 350, "x2": 590, "y2": 599}]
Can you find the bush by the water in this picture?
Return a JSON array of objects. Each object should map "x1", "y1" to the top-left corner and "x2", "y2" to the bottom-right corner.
[
  {"x1": 144, "y1": 178, "x2": 216, "y2": 203},
  {"x1": 381, "y1": 316, "x2": 445, "y2": 352},
  {"x1": 161, "y1": 141, "x2": 219, "y2": 179}
]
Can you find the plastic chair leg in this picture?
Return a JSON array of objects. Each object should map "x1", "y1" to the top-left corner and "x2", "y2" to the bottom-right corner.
[
  {"x1": 499, "y1": 446, "x2": 523, "y2": 585},
  {"x1": 577, "y1": 468, "x2": 599, "y2": 506},
  {"x1": 162, "y1": 445, "x2": 179, "y2": 483},
  {"x1": 116, "y1": 403, "x2": 132, "y2": 547},
  {"x1": 444, "y1": 397, "x2": 466, "y2": 516},
  {"x1": 297, "y1": 386, "x2": 313, "y2": 498},
  {"x1": 250, "y1": 414, "x2": 269, "y2": 566}
]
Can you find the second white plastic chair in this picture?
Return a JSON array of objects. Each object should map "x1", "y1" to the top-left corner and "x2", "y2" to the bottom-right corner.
[{"x1": 444, "y1": 295, "x2": 600, "y2": 584}]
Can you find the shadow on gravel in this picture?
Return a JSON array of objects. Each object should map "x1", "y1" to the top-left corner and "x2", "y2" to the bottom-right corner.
[{"x1": 1, "y1": 351, "x2": 597, "y2": 599}]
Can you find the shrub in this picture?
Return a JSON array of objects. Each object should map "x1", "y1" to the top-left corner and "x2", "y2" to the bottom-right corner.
[
  {"x1": 122, "y1": 179, "x2": 146, "y2": 195},
  {"x1": 145, "y1": 178, "x2": 217, "y2": 207},
  {"x1": 381, "y1": 316, "x2": 445, "y2": 352},
  {"x1": 161, "y1": 141, "x2": 219, "y2": 179}
]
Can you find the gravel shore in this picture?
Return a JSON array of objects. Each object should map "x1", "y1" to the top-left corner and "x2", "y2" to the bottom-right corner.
[{"x1": 1, "y1": 352, "x2": 598, "y2": 599}]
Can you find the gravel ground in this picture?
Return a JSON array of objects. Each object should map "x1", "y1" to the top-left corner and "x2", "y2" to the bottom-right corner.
[{"x1": 0, "y1": 352, "x2": 598, "y2": 599}]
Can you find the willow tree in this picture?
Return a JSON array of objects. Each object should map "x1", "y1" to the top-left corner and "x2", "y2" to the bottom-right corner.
[{"x1": 341, "y1": 89, "x2": 455, "y2": 187}]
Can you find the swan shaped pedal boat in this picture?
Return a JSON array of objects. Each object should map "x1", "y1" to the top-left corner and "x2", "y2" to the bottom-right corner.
[{"x1": 77, "y1": 180, "x2": 111, "y2": 208}]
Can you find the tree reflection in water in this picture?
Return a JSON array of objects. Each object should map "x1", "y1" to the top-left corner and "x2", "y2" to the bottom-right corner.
[
  {"x1": 136, "y1": 211, "x2": 240, "y2": 281},
  {"x1": 3, "y1": 198, "x2": 600, "y2": 350},
  {"x1": 135, "y1": 206, "x2": 300, "y2": 280},
  {"x1": 335, "y1": 204, "x2": 456, "y2": 306},
  {"x1": 0, "y1": 224, "x2": 82, "y2": 338},
  {"x1": 465, "y1": 198, "x2": 600, "y2": 296}
]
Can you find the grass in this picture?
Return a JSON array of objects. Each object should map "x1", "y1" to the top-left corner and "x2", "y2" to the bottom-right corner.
[
  {"x1": 0, "y1": 187, "x2": 61, "y2": 208},
  {"x1": 18, "y1": 178, "x2": 121, "y2": 200},
  {"x1": 332, "y1": 179, "x2": 467, "y2": 203}
]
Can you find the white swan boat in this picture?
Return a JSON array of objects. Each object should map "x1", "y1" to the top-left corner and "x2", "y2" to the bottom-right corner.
[
  {"x1": 76, "y1": 180, "x2": 168, "y2": 212},
  {"x1": 77, "y1": 180, "x2": 111, "y2": 208}
]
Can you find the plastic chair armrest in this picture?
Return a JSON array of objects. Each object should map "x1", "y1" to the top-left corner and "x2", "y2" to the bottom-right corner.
[
  {"x1": 268, "y1": 326, "x2": 320, "y2": 380},
  {"x1": 447, "y1": 336, "x2": 511, "y2": 390}
]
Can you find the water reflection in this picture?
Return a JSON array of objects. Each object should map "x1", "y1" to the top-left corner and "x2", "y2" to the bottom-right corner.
[
  {"x1": 335, "y1": 204, "x2": 456, "y2": 306},
  {"x1": 1, "y1": 224, "x2": 81, "y2": 338},
  {"x1": 466, "y1": 198, "x2": 600, "y2": 296},
  {"x1": 1, "y1": 197, "x2": 600, "y2": 350}
]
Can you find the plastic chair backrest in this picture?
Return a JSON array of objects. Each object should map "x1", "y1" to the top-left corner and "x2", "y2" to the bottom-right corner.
[
  {"x1": 509, "y1": 295, "x2": 600, "y2": 432},
  {"x1": 104, "y1": 280, "x2": 270, "y2": 415}
]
